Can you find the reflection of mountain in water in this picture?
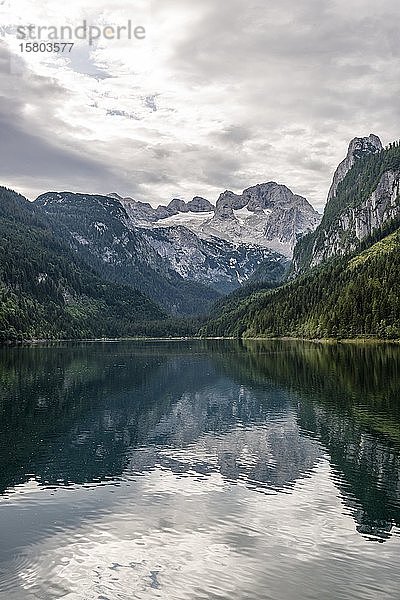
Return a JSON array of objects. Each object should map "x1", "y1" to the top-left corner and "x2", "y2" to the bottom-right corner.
[
  {"x1": 125, "y1": 383, "x2": 321, "y2": 493},
  {"x1": 0, "y1": 343, "x2": 321, "y2": 497},
  {"x1": 1, "y1": 340, "x2": 400, "y2": 541},
  {"x1": 217, "y1": 340, "x2": 400, "y2": 541}
]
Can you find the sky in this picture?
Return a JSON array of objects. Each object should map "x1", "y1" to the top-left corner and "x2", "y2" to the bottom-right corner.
[{"x1": 0, "y1": 0, "x2": 399, "y2": 211}]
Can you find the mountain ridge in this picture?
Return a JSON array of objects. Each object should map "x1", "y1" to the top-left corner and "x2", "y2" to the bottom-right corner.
[
  {"x1": 35, "y1": 191, "x2": 221, "y2": 316},
  {"x1": 0, "y1": 187, "x2": 166, "y2": 342},
  {"x1": 34, "y1": 176, "x2": 319, "y2": 313},
  {"x1": 292, "y1": 136, "x2": 400, "y2": 274},
  {"x1": 107, "y1": 181, "x2": 321, "y2": 258},
  {"x1": 202, "y1": 136, "x2": 400, "y2": 340},
  {"x1": 3, "y1": 132, "x2": 398, "y2": 342}
]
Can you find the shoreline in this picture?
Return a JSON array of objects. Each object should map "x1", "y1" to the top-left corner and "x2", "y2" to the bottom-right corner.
[{"x1": 1, "y1": 336, "x2": 399, "y2": 347}]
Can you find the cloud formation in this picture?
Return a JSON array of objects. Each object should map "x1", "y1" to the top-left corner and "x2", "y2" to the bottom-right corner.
[{"x1": 0, "y1": 0, "x2": 399, "y2": 209}]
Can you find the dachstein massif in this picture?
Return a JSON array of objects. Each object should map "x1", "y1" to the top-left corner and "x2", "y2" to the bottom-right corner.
[{"x1": 1, "y1": 134, "x2": 399, "y2": 341}]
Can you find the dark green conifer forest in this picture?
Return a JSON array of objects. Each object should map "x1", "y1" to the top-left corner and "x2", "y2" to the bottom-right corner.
[
  {"x1": 1, "y1": 141, "x2": 400, "y2": 342},
  {"x1": 0, "y1": 187, "x2": 166, "y2": 341}
]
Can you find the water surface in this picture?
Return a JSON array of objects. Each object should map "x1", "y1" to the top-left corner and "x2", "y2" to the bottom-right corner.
[{"x1": 1, "y1": 340, "x2": 400, "y2": 599}]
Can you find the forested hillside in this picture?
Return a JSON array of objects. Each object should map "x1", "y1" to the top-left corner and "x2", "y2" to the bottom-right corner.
[
  {"x1": 2, "y1": 137, "x2": 400, "y2": 343},
  {"x1": 202, "y1": 223, "x2": 400, "y2": 339},
  {"x1": 0, "y1": 187, "x2": 166, "y2": 341}
]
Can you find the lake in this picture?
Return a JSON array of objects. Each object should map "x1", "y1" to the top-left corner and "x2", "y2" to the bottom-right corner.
[{"x1": 0, "y1": 340, "x2": 400, "y2": 599}]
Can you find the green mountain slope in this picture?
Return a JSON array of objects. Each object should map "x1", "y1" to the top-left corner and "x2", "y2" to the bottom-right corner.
[
  {"x1": 202, "y1": 226, "x2": 400, "y2": 339},
  {"x1": 0, "y1": 187, "x2": 166, "y2": 341}
]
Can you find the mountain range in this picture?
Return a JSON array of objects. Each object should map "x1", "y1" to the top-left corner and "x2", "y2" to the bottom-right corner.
[
  {"x1": 204, "y1": 136, "x2": 400, "y2": 339},
  {"x1": 0, "y1": 132, "x2": 399, "y2": 341},
  {"x1": 0, "y1": 187, "x2": 165, "y2": 342},
  {"x1": 111, "y1": 181, "x2": 320, "y2": 257},
  {"x1": 34, "y1": 179, "x2": 320, "y2": 315}
]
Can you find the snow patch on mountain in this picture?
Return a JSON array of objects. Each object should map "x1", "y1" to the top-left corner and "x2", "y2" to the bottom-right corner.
[{"x1": 113, "y1": 181, "x2": 321, "y2": 259}]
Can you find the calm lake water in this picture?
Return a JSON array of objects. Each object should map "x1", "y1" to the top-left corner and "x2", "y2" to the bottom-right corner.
[{"x1": 1, "y1": 340, "x2": 400, "y2": 599}]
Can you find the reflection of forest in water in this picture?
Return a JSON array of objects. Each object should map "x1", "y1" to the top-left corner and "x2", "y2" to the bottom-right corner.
[
  {"x1": 215, "y1": 340, "x2": 400, "y2": 541},
  {"x1": 1, "y1": 340, "x2": 400, "y2": 541}
]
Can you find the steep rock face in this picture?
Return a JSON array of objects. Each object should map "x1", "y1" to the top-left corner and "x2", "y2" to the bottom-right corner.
[
  {"x1": 243, "y1": 182, "x2": 309, "y2": 211},
  {"x1": 327, "y1": 134, "x2": 382, "y2": 202},
  {"x1": 117, "y1": 196, "x2": 159, "y2": 224},
  {"x1": 35, "y1": 192, "x2": 220, "y2": 316},
  {"x1": 111, "y1": 182, "x2": 320, "y2": 259},
  {"x1": 143, "y1": 226, "x2": 288, "y2": 294},
  {"x1": 215, "y1": 190, "x2": 247, "y2": 214},
  {"x1": 109, "y1": 194, "x2": 215, "y2": 225},
  {"x1": 187, "y1": 196, "x2": 214, "y2": 212},
  {"x1": 310, "y1": 169, "x2": 400, "y2": 267},
  {"x1": 106, "y1": 182, "x2": 319, "y2": 289},
  {"x1": 168, "y1": 198, "x2": 189, "y2": 213},
  {"x1": 292, "y1": 136, "x2": 400, "y2": 274},
  {"x1": 204, "y1": 182, "x2": 321, "y2": 256}
]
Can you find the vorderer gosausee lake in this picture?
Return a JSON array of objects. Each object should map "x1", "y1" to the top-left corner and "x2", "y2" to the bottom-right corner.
[{"x1": 0, "y1": 340, "x2": 400, "y2": 599}]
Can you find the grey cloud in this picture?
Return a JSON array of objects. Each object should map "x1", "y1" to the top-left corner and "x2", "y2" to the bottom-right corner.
[
  {"x1": 162, "y1": 0, "x2": 400, "y2": 206},
  {"x1": 1, "y1": 0, "x2": 400, "y2": 209},
  {"x1": 0, "y1": 116, "x2": 106, "y2": 179},
  {"x1": 287, "y1": 151, "x2": 330, "y2": 174},
  {"x1": 0, "y1": 49, "x2": 128, "y2": 197},
  {"x1": 172, "y1": 0, "x2": 398, "y2": 73},
  {"x1": 213, "y1": 125, "x2": 254, "y2": 147},
  {"x1": 0, "y1": 46, "x2": 151, "y2": 198}
]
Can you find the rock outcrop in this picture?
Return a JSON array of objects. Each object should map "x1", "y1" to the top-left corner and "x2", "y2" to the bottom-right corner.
[
  {"x1": 292, "y1": 135, "x2": 400, "y2": 274},
  {"x1": 327, "y1": 134, "x2": 383, "y2": 202},
  {"x1": 206, "y1": 183, "x2": 321, "y2": 256}
]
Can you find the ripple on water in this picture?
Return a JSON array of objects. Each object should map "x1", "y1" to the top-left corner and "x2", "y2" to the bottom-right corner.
[
  {"x1": 1, "y1": 341, "x2": 400, "y2": 599},
  {"x1": 0, "y1": 460, "x2": 399, "y2": 600}
]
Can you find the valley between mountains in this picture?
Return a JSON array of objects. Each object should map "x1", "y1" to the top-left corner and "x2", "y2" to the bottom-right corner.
[{"x1": 0, "y1": 133, "x2": 399, "y2": 342}]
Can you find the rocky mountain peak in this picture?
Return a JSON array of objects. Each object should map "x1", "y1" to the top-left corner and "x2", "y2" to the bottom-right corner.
[
  {"x1": 167, "y1": 198, "x2": 189, "y2": 213},
  {"x1": 327, "y1": 134, "x2": 383, "y2": 202},
  {"x1": 242, "y1": 182, "x2": 312, "y2": 212},
  {"x1": 187, "y1": 196, "x2": 214, "y2": 212},
  {"x1": 214, "y1": 191, "x2": 245, "y2": 218},
  {"x1": 206, "y1": 183, "x2": 320, "y2": 255},
  {"x1": 292, "y1": 136, "x2": 400, "y2": 275},
  {"x1": 168, "y1": 196, "x2": 214, "y2": 214},
  {"x1": 349, "y1": 134, "x2": 382, "y2": 158},
  {"x1": 108, "y1": 192, "x2": 137, "y2": 203}
]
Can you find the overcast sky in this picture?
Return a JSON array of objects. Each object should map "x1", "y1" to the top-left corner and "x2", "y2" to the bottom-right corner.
[{"x1": 0, "y1": 0, "x2": 399, "y2": 211}]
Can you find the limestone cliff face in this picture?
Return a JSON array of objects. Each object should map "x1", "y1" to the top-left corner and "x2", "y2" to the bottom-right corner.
[
  {"x1": 292, "y1": 135, "x2": 400, "y2": 273},
  {"x1": 327, "y1": 134, "x2": 383, "y2": 202},
  {"x1": 114, "y1": 182, "x2": 321, "y2": 259},
  {"x1": 208, "y1": 182, "x2": 321, "y2": 256},
  {"x1": 309, "y1": 169, "x2": 400, "y2": 267}
]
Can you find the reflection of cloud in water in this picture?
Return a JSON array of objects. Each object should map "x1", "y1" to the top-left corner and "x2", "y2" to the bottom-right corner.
[
  {"x1": 2, "y1": 341, "x2": 400, "y2": 598},
  {"x1": 8, "y1": 462, "x2": 400, "y2": 600}
]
